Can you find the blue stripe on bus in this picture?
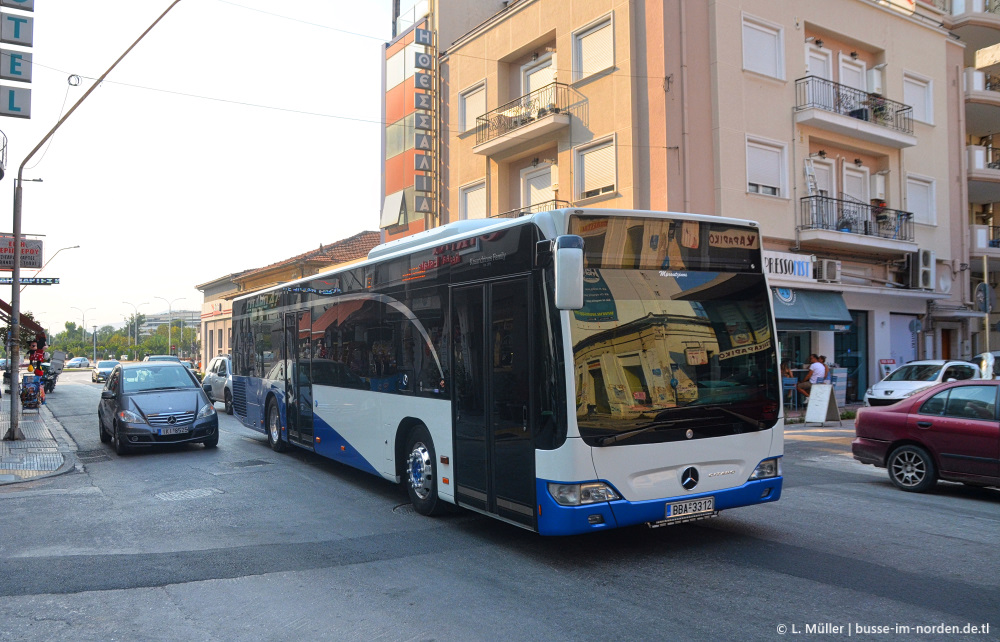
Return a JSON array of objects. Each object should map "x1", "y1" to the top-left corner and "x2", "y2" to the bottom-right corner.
[
  {"x1": 308, "y1": 413, "x2": 382, "y2": 477},
  {"x1": 535, "y1": 477, "x2": 783, "y2": 536}
]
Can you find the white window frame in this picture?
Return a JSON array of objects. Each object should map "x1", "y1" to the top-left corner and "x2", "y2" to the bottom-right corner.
[
  {"x1": 906, "y1": 173, "x2": 936, "y2": 226},
  {"x1": 521, "y1": 52, "x2": 556, "y2": 95},
  {"x1": 838, "y1": 53, "x2": 867, "y2": 92},
  {"x1": 903, "y1": 71, "x2": 933, "y2": 125},
  {"x1": 520, "y1": 163, "x2": 555, "y2": 208},
  {"x1": 805, "y1": 45, "x2": 832, "y2": 80},
  {"x1": 459, "y1": 180, "x2": 487, "y2": 220},
  {"x1": 746, "y1": 136, "x2": 788, "y2": 198},
  {"x1": 572, "y1": 13, "x2": 614, "y2": 83},
  {"x1": 574, "y1": 135, "x2": 617, "y2": 202},
  {"x1": 458, "y1": 80, "x2": 486, "y2": 133},
  {"x1": 741, "y1": 13, "x2": 784, "y2": 80}
]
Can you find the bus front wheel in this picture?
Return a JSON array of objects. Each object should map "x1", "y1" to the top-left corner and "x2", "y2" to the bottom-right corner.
[
  {"x1": 266, "y1": 401, "x2": 287, "y2": 453},
  {"x1": 406, "y1": 425, "x2": 446, "y2": 516}
]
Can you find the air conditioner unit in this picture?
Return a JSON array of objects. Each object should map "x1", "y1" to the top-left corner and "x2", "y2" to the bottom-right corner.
[
  {"x1": 867, "y1": 68, "x2": 884, "y2": 95},
  {"x1": 870, "y1": 173, "x2": 887, "y2": 201},
  {"x1": 909, "y1": 249, "x2": 936, "y2": 290},
  {"x1": 815, "y1": 259, "x2": 842, "y2": 283}
]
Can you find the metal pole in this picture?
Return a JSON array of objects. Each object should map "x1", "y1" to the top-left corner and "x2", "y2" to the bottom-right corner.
[
  {"x1": 985, "y1": 254, "x2": 990, "y2": 358},
  {"x1": 4, "y1": 0, "x2": 184, "y2": 441},
  {"x1": 92, "y1": 325, "x2": 97, "y2": 362}
]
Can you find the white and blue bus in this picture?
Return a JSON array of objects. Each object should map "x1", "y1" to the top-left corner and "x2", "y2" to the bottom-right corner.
[{"x1": 231, "y1": 208, "x2": 783, "y2": 535}]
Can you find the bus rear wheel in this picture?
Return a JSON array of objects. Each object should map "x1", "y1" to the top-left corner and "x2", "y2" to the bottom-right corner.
[
  {"x1": 266, "y1": 401, "x2": 287, "y2": 453},
  {"x1": 406, "y1": 425, "x2": 446, "y2": 516}
]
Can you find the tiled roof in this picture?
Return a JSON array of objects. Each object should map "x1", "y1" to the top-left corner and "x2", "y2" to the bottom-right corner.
[{"x1": 239, "y1": 231, "x2": 380, "y2": 279}]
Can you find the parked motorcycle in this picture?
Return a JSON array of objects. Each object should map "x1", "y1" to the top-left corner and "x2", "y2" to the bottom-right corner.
[{"x1": 41, "y1": 370, "x2": 57, "y2": 393}]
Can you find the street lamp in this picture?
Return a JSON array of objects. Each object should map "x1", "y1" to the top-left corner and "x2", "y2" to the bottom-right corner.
[
  {"x1": 70, "y1": 306, "x2": 94, "y2": 344},
  {"x1": 153, "y1": 296, "x2": 185, "y2": 356},
  {"x1": 4, "y1": 0, "x2": 185, "y2": 443},
  {"x1": 122, "y1": 301, "x2": 148, "y2": 358},
  {"x1": 21, "y1": 243, "x2": 79, "y2": 292}
]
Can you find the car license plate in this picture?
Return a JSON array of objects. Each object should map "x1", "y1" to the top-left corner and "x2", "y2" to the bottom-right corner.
[
  {"x1": 666, "y1": 497, "x2": 714, "y2": 520},
  {"x1": 158, "y1": 426, "x2": 189, "y2": 436}
]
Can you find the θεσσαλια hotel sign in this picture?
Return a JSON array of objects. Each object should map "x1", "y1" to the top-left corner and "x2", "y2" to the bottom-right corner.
[{"x1": 0, "y1": 235, "x2": 42, "y2": 269}]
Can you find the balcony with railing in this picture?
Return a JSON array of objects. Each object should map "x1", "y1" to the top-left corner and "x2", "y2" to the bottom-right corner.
[
  {"x1": 945, "y1": 0, "x2": 1000, "y2": 52},
  {"x1": 970, "y1": 224, "x2": 1000, "y2": 261},
  {"x1": 794, "y1": 76, "x2": 916, "y2": 148},
  {"x1": 964, "y1": 68, "x2": 1000, "y2": 135},
  {"x1": 491, "y1": 199, "x2": 571, "y2": 219},
  {"x1": 967, "y1": 145, "x2": 1000, "y2": 202},
  {"x1": 798, "y1": 194, "x2": 916, "y2": 255},
  {"x1": 474, "y1": 83, "x2": 572, "y2": 156}
]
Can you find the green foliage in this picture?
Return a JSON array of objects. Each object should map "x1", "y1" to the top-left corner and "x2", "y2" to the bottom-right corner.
[{"x1": 45, "y1": 314, "x2": 200, "y2": 361}]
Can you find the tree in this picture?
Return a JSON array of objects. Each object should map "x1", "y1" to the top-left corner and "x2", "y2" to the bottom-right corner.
[{"x1": 0, "y1": 311, "x2": 43, "y2": 356}]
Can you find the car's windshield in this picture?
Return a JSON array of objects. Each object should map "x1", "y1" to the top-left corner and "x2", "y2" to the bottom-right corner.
[
  {"x1": 884, "y1": 364, "x2": 942, "y2": 382},
  {"x1": 122, "y1": 365, "x2": 198, "y2": 393},
  {"x1": 97, "y1": 361, "x2": 118, "y2": 368}
]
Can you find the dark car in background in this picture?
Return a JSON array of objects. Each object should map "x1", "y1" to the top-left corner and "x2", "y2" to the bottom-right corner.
[
  {"x1": 98, "y1": 362, "x2": 219, "y2": 455},
  {"x1": 92, "y1": 360, "x2": 119, "y2": 383},
  {"x1": 853, "y1": 379, "x2": 1000, "y2": 492}
]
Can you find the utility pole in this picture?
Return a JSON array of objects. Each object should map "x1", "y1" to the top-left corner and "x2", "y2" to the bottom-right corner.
[{"x1": 4, "y1": 0, "x2": 184, "y2": 441}]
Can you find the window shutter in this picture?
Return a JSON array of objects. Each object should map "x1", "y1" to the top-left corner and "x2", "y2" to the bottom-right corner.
[
  {"x1": 462, "y1": 86, "x2": 485, "y2": 131},
  {"x1": 907, "y1": 178, "x2": 932, "y2": 224},
  {"x1": 747, "y1": 144, "x2": 781, "y2": 189},
  {"x1": 581, "y1": 143, "x2": 615, "y2": 195},
  {"x1": 578, "y1": 21, "x2": 613, "y2": 79},
  {"x1": 743, "y1": 22, "x2": 779, "y2": 78},
  {"x1": 463, "y1": 183, "x2": 487, "y2": 219},
  {"x1": 903, "y1": 77, "x2": 928, "y2": 122}
]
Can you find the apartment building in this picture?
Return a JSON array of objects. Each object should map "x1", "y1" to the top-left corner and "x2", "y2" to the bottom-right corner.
[
  {"x1": 950, "y1": 0, "x2": 1000, "y2": 355},
  {"x1": 382, "y1": 0, "x2": 975, "y2": 403}
]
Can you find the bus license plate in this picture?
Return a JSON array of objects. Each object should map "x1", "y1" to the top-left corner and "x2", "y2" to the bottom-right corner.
[
  {"x1": 666, "y1": 497, "x2": 714, "y2": 520},
  {"x1": 158, "y1": 427, "x2": 189, "y2": 436}
]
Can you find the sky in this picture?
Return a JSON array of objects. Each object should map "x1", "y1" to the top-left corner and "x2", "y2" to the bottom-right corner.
[{"x1": 1, "y1": 0, "x2": 392, "y2": 337}]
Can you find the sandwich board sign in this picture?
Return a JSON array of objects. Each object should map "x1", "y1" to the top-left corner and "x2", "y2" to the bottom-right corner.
[{"x1": 804, "y1": 383, "x2": 842, "y2": 426}]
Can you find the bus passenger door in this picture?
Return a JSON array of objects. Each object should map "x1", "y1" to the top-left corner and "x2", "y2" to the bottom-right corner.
[
  {"x1": 283, "y1": 311, "x2": 314, "y2": 448},
  {"x1": 452, "y1": 278, "x2": 536, "y2": 528}
]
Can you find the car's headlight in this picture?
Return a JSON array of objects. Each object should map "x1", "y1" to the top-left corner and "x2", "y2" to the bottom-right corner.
[
  {"x1": 548, "y1": 482, "x2": 619, "y2": 506},
  {"x1": 865, "y1": 387, "x2": 873, "y2": 397},
  {"x1": 197, "y1": 403, "x2": 216, "y2": 419},
  {"x1": 118, "y1": 409, "x2": 146, "y2": 424},
  {"x1": 748, "y1": 457, "x2": 781, "y2": 481}
]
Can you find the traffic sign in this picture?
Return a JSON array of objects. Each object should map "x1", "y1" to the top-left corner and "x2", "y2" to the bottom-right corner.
[{"x1": 0, "y1": 276, "x2": 58, "y2": 284}]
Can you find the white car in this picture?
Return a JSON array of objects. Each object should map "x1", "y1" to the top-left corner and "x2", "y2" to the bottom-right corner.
[
  {"x1": 202, "y1": 355, "x2": 233, "y2": 415},
  {"x1": 863, "y1": 360, "x2": 984, "y2": 407}
]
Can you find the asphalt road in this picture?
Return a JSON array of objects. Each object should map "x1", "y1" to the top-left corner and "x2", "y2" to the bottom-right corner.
[{"x1": 0, "y1": 370, "x2": 996, "y2": 641}]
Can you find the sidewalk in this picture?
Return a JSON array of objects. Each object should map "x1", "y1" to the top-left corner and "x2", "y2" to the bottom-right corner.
[{"x1": 0, "y1": 393, "x2": 76, "y2": 485}]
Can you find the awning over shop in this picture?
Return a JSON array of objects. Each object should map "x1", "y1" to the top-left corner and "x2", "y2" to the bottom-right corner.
[
  {"x1": 771, "y1": 288, "x2": 852, "y2": 332},
  {"x1": 0, "y1": 298, "x2": 47, "y2": 336}
]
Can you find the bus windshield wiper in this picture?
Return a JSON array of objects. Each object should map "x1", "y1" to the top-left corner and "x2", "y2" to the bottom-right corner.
[
  {"x1": 692, "y1": 404, "x2": 765, "y2": 430},
  {"x1": 596, "y1": 416, "x2": 703, "y2": 446}
]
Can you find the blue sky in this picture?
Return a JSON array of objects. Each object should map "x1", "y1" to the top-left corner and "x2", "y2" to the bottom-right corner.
[{"x1": 1, "y1": 0, "x2": 391, "y2": 335}]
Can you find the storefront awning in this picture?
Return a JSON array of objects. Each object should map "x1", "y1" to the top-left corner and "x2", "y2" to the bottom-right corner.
[{"x1": 772, "y1": 288, "x2": 852, "y2": 332}]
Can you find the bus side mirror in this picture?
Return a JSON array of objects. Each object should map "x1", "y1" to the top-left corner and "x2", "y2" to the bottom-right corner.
[{"x1": 554, "y1": 235, "x2": 584, "y2": 310}]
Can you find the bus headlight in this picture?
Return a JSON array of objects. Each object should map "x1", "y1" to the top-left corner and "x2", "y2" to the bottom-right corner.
[
  {"x1": 548, "y1": 482, "x2": 620, "y2": 506},
  {"x1": 748, "y1": 458, "x2": 781, "y2": 481}
]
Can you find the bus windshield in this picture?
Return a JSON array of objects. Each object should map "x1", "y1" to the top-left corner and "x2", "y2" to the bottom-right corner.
[{"x1": 569, "y1": 215, "x2": 779, "y2": 446}]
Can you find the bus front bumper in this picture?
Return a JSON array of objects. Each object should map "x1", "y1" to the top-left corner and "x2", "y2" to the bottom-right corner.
[{"x1": 535, "y1": 477, "x2": 783, "y2": 536}]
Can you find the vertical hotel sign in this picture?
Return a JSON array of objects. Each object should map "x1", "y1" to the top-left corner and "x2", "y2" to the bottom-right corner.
[
  {"x1": 413, "y1": 28, "x2": 435, "y2": 216},
  {"x1": 0, "y1": 0, "x2": 33, "y2": 119}
]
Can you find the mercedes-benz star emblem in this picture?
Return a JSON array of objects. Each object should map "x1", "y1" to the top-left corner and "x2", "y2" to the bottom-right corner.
[
  {"x1": 681, "y1": 466, "x2": 699, "y2": 490},
  {"x1": 167, "y1": 416, "x2": 177, "y2": 425}
]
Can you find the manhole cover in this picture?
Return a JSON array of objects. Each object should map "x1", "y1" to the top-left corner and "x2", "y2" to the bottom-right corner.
[
  {"x1": 392, "y1": 503, "x2": 415, "y2": 515},
  {"x1": 155, "y1": 488, "x2": 224, "y2": 502}
]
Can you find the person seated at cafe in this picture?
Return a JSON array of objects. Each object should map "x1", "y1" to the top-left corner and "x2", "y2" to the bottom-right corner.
[{"x1": 796, "y1": 354, "x2": 826, "y2": 399}]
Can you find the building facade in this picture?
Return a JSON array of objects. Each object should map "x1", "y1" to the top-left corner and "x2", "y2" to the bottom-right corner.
[
  {"x1": 381, "y1": 0, "x2": 993, "y2": 402},
  {"x1": 195, "y1": 232, "x2": 381, "y2": 369}
]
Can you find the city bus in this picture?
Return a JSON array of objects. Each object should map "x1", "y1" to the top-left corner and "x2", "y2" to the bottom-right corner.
[{"x1": 230, "y1": 208, "x2": 783, "y2": 535}]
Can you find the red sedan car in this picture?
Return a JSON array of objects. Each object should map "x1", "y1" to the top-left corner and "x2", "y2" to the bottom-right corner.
[{"x1": 852, "y1": 379, "x2": 1000, "y2": 492}]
